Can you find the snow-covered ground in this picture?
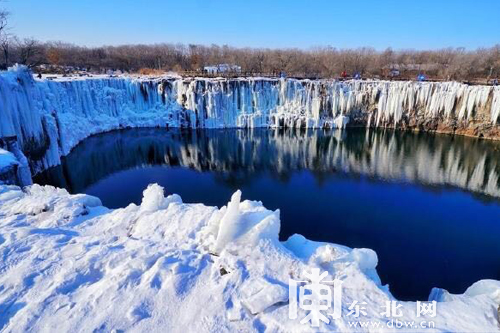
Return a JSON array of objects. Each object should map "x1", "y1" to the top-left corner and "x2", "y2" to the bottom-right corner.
[{"x1": 0, "y1": 183, "x2": 499, "y2": 332}]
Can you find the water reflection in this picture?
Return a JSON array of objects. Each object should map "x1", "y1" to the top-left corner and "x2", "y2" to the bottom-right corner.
[{"x1": 37, "y1": 128, "x2": 500, "y2": 200}]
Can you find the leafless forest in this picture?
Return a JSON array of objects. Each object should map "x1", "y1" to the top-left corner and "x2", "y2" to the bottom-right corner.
[{"x1": 1, "y1": 7, "x2": 499, "y2": 80}]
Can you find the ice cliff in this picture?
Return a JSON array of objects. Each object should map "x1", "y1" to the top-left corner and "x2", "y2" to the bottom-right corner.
[{"x1": 1, "y1": 66, "x2": 499, "y2": 173}]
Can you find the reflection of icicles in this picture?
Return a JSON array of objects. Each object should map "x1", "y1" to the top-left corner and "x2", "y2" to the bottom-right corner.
[
  {"x1": 469, "y1": 157, "x2": 486, "y2": 192},
  {"x1": 41, "y1": 128, "x2": 500, "y2": 200},
  {"x1": 485, "y1": 170, "x2": 499, "y2": 197}
]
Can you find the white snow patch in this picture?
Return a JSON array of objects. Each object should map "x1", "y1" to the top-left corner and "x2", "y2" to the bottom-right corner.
[{"x1": 0, "y1": 184, "x2": 499, "y2": 332}]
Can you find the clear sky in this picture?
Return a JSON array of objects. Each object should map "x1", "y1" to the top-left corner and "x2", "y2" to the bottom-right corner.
[{"x1": 3, "y1": 0, "x2": 500, "y2": 50}]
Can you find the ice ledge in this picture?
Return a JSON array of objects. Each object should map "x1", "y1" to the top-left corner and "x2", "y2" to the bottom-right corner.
[{"x1": 0, "y1": 183, "x2": 498, "y2": 331}]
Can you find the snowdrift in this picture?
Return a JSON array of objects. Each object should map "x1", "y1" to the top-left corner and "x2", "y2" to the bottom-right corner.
[{"x1": 0, "y1": 183, "x2": 499, "y2": 332}]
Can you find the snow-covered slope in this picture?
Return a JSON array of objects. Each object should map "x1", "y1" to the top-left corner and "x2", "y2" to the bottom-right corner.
[
  {"x1": 0, "y1": 183, "x2": 499, "y2": 332},
  {"x1": 1, "y1": 66, "x2": 499, "y2": 174}
]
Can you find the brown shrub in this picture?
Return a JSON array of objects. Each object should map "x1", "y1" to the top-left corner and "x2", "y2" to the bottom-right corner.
[{"x1": 137, "y1": 68, "x2": 164, "y2": 75}]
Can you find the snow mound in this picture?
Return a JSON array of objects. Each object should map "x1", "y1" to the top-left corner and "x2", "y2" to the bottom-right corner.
[
  {"x1": 140, "y1": 183, "x2": 182, "y2": 213},
  {"x1": 0, "y1": 184, "x2": 101, "y2": 227},
  {"x1": 0, "y1": 184, "x2": 498, "y2": 332}
]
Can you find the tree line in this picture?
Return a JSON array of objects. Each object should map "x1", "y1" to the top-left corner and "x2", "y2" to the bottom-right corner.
[{"x1": 1, "y1": 8, "x2": 499, "y2": 81}]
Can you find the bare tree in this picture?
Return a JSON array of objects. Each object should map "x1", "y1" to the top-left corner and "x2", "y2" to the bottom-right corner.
[
  {"x1": 16, "y1": 38, "x2": 43, "y2": 67},
  {"x1": 0, "y1": 3, "x2": 9, "y2": 67},
  {"x1": 0, "y1": 6, "x2": 7, "y2": 36},
  {"x1": 0, "y1": 25, "x2": 498, "y2": 82}
]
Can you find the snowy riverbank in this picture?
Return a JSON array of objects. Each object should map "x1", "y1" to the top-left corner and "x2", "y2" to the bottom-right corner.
[{"x1": 0, "y1": 183, "x2": 499, "y2": 332}]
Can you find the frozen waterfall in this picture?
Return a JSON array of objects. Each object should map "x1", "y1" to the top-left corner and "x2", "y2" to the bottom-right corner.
[{"x1": 0, "y1": 66, "x2": 499, "y2": 173}]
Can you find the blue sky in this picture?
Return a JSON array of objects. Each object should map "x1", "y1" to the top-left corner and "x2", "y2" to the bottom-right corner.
[{"x1": 3, "y1": 0, "x2": 500, "y2": 50}]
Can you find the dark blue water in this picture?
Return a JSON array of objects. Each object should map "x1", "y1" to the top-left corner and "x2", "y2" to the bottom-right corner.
[{"x1": 34, "y1": 128, "x2": 500, "y2": 301}]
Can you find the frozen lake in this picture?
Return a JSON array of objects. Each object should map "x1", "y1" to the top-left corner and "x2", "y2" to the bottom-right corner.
[{"x1": 35, "y1": 128, "x2": 500, "y2": 300}]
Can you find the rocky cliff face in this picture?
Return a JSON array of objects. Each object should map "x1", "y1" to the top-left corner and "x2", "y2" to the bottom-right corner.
[
  {"x1": 347, "y1": 82, "x2": 500, "y2": 139},
  {"x1": 0, "y1": 66, "x2": 499, "y2": 173}
]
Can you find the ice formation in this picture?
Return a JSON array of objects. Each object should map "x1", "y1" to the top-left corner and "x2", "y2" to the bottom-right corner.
[
  {"x1": 0, "y1": 149, "x2": 16, "y2": 170},
  {"x1": 1, "y1": 66, "x2": 499, "y2": 174},
  {"x1": 0, "y1": 144, "x2": 31, "y2": 186},
  {"x1": 0, "y1": 183, "x2": 499, "y2": 332}
]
